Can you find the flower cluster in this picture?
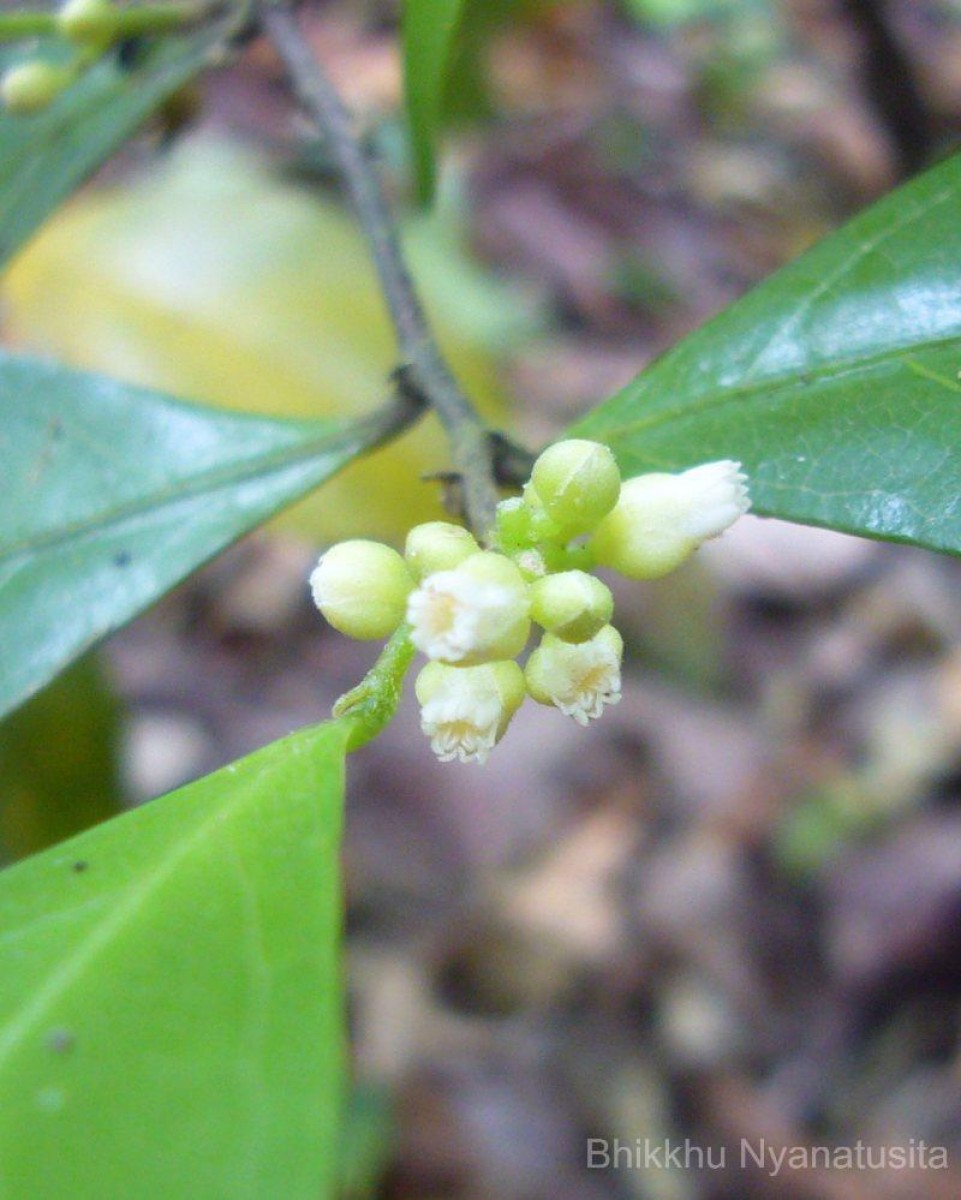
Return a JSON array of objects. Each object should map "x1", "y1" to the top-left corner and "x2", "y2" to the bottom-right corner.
[{"x1": 310, "y1": 441, "x2": 750, "y2": 764}]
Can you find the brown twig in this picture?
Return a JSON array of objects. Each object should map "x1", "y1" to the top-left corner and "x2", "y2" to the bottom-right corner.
[{"x1": 261, "y1": 2, "x2": 503, "y2": 540}]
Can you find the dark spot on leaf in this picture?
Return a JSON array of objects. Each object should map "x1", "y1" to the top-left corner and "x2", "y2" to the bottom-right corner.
[
  {"x1": 72, "y1": 860, "x2": 88, "y2": 873},
  {"x1": 46, "y1": 1028, "x2": 75, "y2": 1055},
  {"x1": 113, "y1": 551, "x2": 131, "y2": 568}
]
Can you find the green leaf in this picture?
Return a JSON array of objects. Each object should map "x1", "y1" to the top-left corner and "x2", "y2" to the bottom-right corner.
[
  {"x1": 0, "y1": 655, "x2": 123, "y2": 865},
  {"x1": 402, "y1": 0, "x2": 466, "y2": 204},
  {"x1": 0, "y1": 718, "x2": 349, "y2": 1199},
  {"x1": 0, "y1": 352, "x2": 382, "y2": 721},
  {"x1": 573, "y1": 151, "x2": 961, "y2": 556},
  {"x1": 0, "y1": 16, "x2": 236, "y2": 271}
]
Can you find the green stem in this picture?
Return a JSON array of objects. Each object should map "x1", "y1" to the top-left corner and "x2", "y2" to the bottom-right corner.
[
  {"x1": 342, "y1": 373, "x2": 426, "y2": 454},
  {"x1": 0, "y1": 3, "x2": 203, "y2": 45},
  {"x1": 109, "y1": 3, "x2": 202, "y2": 37},
  {"x1": 332, "y1": 624, "x2": 416, "y2": 752},
  {"x1": 0, "y1": 13, "x2": 58, "y2": 40}
]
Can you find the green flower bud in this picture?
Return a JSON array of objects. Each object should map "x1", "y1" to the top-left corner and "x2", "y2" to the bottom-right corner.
[
  {"x1": 529, "y1": 439, "x2": 621, "y2": 537},
  {"x1": 310, "y1": 540, "x2": 413, "y2": 641},
  {"x1": 407, "y1": 551, "x2": 531, "y2": 666},
  {"x1": 525, "y1": 625, "x2": 623, "y2": 726},
  {"x1": 1, "y1": 61, "x2": 72, "y2": 115},
  {"x1": 415, "y1": 659, "x2": 526, "y2": 763},
  {"x1": 494, "y1": 490, "x2": 561, "y2": 552},
  {"x1": 590, "y1": 461, "x2": 750, "y2": 580},
  {"x1": 493, "y1": 496, "x2": 533, "y2": 552},
  {"x1": 512, "y1": 548, "x2": 549, "y2": 581},
  {"x1": 529, "y1": 570, "x2": 614, "y2": 643},
  {"x1": 404, "y1": 521, "x2": 479, "y2": 579},
  {"x1": 58, "y1": 0, "x2": 117, "y2": 43}
]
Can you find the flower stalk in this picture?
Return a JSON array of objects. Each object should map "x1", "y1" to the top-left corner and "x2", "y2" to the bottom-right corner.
[{"x1": 261, "y1": 1, "x2": 502, "y2": 541}]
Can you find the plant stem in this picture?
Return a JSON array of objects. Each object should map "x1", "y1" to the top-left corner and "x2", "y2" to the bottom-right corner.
[
  {"x1": 261, "y1": 2, "x2": 502, "y2": 541},
  {"x1": 346, "y1": 374, "x2": 426, "y2": 454},
  {"x1": 0, "y1": 13, "x2": 57, "y2": 40},
  {"x1": 332, "y1": 623, "x2": 417, "y2": 751},
  {"x1": 0, "y1": 4, "x2": 203, "y2": 43},
  {"x1": 109, "y1": 3, "x2": 204, "y2": 37}
]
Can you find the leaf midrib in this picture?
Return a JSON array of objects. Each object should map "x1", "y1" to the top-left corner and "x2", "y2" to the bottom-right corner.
[{"x1": 577, "y1": 326, "x2": 961, "y2": 447}]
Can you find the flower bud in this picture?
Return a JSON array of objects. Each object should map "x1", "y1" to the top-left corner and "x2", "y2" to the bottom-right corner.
[
  {"x1": 529, "y1": 439, "x2": 621, "y2": 537},
  {"x1": 493, "y1": 496, "x2": 534, "y2": 552},
  {"x1": 416, "y1": 660, "x2": 526, "y2": 764},
  {"x1": 310, "y1": 540, "x2": 413, "y2": 641},
  {"x1": 405, "y1": 521, "x2": 479, "y2": 579},
  {"x1": 407, "y1": 551, "x2": 531, "y2": 665},
  {"x1": 590, "y1": 460, "x2": 750, "y2": 580},
  {"x1": 513, "y1": 548, "x2": 549, "y2": 581},
  {"x1": 529, "y1": 570, "x2": 613, "y2": 643},
  {"x1": 493, "y1": 492, "x2": 565, "y2": 561},
  {"x1": 58, "y1": 0, "x2": 117, "y2": 43},
  {"x1": 525, "y1": 625, "x2": 623, "y2": 726},
  {"x1": 1, "y1": 61, "x2": 72, "y2": 115}
]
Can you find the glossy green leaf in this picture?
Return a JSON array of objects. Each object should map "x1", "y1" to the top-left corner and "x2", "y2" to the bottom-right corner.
[
  {"x1": 0, "y1": 15, "x2": 236, "y2": 271},
  {"x1": 403, "y1": 0, "x2": 466, "y2": 204},
  {"x1": 0, "y1": 718, "x2": 349, "y2": 1199},
  {"x1": 0, "y1": 655, "x2": 123, "y2": 865},
  {"x1": 573, "y1": 151, "x2": 961, "y2": 555},
  {"x1": 0, "y1": 352, "x2": 390, "y2": 720}
]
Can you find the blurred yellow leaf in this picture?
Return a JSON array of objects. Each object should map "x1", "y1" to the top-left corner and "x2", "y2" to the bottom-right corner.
[{"x1": 2, "y1": 136, "x2": 519, "y2": 544}]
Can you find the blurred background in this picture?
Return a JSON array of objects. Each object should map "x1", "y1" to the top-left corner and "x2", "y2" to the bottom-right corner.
[{"x1": 4, "y1": 0, "x2": 961, "y2": 1196}]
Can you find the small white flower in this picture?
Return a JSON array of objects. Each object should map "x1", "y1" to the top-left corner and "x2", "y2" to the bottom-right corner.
[
  {"x1": 416, "y1": 661, "x2": 526, "y2": 764},
  {"x1": 407, "y1": 552, "x2": 531, "y2": 665},
  {"x1": 525, "y1": 626, "x2": 623, "y2": 726},
  {"x1": 590, "y1": 460, "x2": 751, "y2": 579},
  {"x1": 420, "y1": 687, "x2": 501, "y2": 764},
  {"x1": 674, "y1": 460, "x2": 751, "y2": 542},
  {"x1": 407, "y1": 572, "x2": 512, "y2": 661}
]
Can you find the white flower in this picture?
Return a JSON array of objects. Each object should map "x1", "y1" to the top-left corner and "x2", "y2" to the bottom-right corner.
[
  {"x1": 674, "y1": 460, "x2": 751, "y2": 542},
  {"x1": 525, "y1": 626, "x2": 623, "y2": 726},
  {"x1": 415, "y1": 661, "x2": 526, "y2": 764},
  {"x1": 590, "y1": 460, "x2": 751, "y2": 580},
  {"x1": 407, "y1": 552, "x2": 531, "y2": 665},
  {"x1": 407, "y1": 573, "x2": 509, "y2": 661}
]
